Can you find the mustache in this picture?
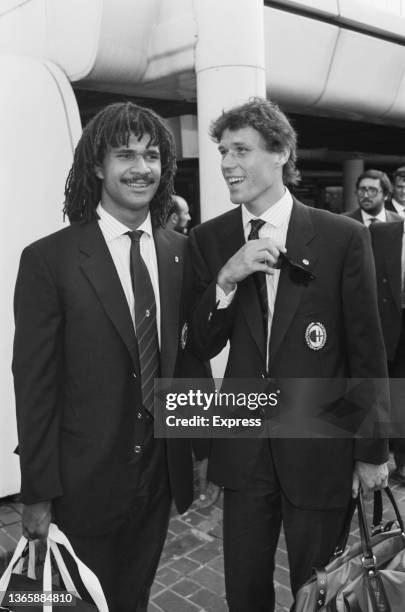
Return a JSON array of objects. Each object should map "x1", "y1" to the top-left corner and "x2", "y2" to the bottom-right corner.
[{"x1": 125, "y1": 173, "x2": 155, "y2": 183}]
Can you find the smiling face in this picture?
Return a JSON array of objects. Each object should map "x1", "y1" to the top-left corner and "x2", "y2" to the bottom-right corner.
[
  {"x1": 95, "y1": 132, "x2": 161, "y2": 227},
  {"x1": 218, "y1": 126, "x2": 287, "y2": 215}
]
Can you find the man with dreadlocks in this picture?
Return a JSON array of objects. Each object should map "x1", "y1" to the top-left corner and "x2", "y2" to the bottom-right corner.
[{"x1": 12, "y1": 102, "x2": 204, "y2": 611}]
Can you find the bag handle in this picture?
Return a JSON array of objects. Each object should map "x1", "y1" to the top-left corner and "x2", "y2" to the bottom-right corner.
[
  {"x1": 372, "y1": 487, "x2": 405, "y2": 533},
  {"x1": 46, "y1": 524, "x2": 109, "y2": 612},
  {"x1": 0, "y1": 535, "x2": 28, "y2": 606},
  {"x1": 357, "y1": 486, "x2": 405, "y2": 570},
  {"x1": 0, "y1": 525, "x2": 109, "y2": 612}
]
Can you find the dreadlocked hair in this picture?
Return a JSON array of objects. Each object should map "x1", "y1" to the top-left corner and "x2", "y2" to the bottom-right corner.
[{"x1": 63, "y1": 102, "x2": 177, "y2": 227}]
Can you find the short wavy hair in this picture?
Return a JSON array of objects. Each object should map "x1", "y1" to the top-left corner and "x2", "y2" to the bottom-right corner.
[
  {"x1": 356, "y1": 169, "x2": 392, "y2": 197},
  {"x1": 209, "y1": 97, "x2": 300, "y2": 186},
  {"x1": 64, "y1": 102, "x2": 177, "y2": 227}
]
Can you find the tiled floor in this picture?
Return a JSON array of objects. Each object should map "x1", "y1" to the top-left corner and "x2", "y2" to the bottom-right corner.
[{"x1": 2, "y1": 474, "x2": 405, "y2": 612}]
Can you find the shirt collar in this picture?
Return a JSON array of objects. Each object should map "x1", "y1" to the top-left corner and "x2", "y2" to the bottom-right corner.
[
  {"x1": 241, "y1": 188, "x2": 293, "y2": 232},
  {"x1": 97, "y1": 203, "x2": 153, "y2": 242},
  {"x1": 361, "y1": 208, "x2": 387, "y2": 224}
]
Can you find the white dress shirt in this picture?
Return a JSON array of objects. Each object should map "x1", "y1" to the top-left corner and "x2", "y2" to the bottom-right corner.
[
  {"x1": 360, "y1": 208, "x2": 388, "y2": 226},
  {"x1": 97, "y1": 204, "x2": 161, "y2": 346}
]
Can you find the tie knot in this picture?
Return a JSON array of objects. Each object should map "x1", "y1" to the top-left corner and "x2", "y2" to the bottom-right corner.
[
  {"x1": 249, "y1": 219, "x2": 266, "y2": 240},
  {"x1": 126, "y1": 230, "x2": 143, "y2": 242}
]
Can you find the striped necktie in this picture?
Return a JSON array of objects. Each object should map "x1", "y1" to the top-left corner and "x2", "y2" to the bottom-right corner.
[
  {"x1": 127, "y1": 230, "x2": 160, "y2": 416},
  {"x1": 248, "y1": 219, "x2": 269, "y2": 334}
]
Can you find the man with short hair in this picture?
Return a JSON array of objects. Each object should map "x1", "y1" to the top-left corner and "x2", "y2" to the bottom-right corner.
[
  {"x1": 188, "y1": 97, "x2": 389, "y2": 611},
  {"x1": 386, "y1": 166, "x2": 405, "y2": 218},
  {"x1": 166, "y1": 194, "x2": 192, "y2": 233},
  {"x1": 12, "y1": 102, "x2": 204, "y2": 612},
  {"x1": 345, "y1": 169, "x2": 400, "y2": 226}
]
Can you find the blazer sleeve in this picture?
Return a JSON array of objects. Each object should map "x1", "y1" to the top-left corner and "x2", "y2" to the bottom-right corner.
[
  {"x1": 341, "y1": 224, "x2": 390, "y2": 464},
  {"x1": 189, "y1": 228, "x2": 237, "y2": 361},
  {"x1": 12, "y1": 244, "x2": 64, "y2": 504}
]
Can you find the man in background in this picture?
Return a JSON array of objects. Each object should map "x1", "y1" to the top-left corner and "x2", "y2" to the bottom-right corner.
[
  {"x1": 386, "y1": 166, "x2": 405, "y2": 218},
  {"x1": 345, "y1": 169, "x2": 400, "y2": 226},
  {"x1": 166, "y1": 194, "x2": 191, "y2": 233}
]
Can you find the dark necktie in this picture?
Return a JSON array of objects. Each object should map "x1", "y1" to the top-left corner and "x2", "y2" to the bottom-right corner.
[
  {"x1": 127, "y1": 230, "x2": 160, "y2": 415},
  {"x1": 248, "y1": 219, "x2": 268, "y2": 333}
]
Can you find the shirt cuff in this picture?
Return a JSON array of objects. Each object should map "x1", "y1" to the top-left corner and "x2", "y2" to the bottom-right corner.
[{"x1": 216, "y1": 284, "x2": 237, "y2": 309}]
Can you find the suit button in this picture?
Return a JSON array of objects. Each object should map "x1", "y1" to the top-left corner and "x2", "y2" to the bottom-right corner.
[
  {"x1": 134, "y1": 445, "x2": 142, "y2": 454},
  {"x1": 132, "y1": 372, "x2": 137, "y2": 378},
  {"x1": 137, "y1": 412, "x2": 143, "y2": 419},
  {"x1": 261, "y1": 373, "x2": 266, "y2": 379}
]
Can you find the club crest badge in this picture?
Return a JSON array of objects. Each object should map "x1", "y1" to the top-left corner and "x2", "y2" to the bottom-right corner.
[
  {"x1": 305, "y1": 322, "x2": 327, "y2": 351},
  {"x1": 180, "y1": 322, "x2": 188, "y2": 350}
]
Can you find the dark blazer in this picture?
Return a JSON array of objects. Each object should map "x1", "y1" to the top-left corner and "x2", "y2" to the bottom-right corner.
[
  {"x1": 370, "y1": 220, "x2": 404, "y2": 362},
  {"x1": 385, "y1": 199, "x2": 404, "y2": 215},
  {"x1": 13, "y1": 220, "x2": 199, "y2": 535},
  {"x1": 189, "y1": 199, "x2": 389, "y2": 511},
  {"x1": 344, "y1": 208, "x2": 402, "y2": 224}
]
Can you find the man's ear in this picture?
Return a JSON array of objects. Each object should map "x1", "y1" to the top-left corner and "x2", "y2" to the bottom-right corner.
[
  {"x1": 275, "y1": 149, "x2": 290, "y2": 167},
  {"x1": 94, "y1": 165, "x2": 104, "y2": 180}
]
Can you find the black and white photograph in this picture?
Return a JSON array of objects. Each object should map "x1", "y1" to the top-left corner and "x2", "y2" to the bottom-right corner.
[{"x1": 2, "y1": 1, "x2": 405, "y2": 611}]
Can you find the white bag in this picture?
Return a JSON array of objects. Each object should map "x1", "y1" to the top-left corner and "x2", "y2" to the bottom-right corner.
[{"x1": 0, "y1": 523, "x2": 109, "y2": 612}]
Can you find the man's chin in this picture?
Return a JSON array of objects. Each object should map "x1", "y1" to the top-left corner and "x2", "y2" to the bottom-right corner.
[{"x1": 229, "y1": 194, "x2": 244, "y2": 205}]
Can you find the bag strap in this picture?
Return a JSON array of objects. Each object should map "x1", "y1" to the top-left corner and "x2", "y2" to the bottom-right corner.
[
  {"x1": 48, "y1": 541, "x2": 79, "y2": 596},
  {"x1": 357, "y1": 489, "x2": 375, "y2": 565},
  {"x1": 47, "y1": 524, "x2": 109, "y2": 612},
  {"x1": 0, "y1": 536, "x2": 28, "y2": 605},
  {"x1": 373, "y1": 487, "x2": 404, "y2": 532}
]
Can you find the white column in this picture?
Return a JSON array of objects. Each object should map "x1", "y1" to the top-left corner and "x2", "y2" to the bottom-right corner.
[
  {"x1": 194, "y1": 0, "x2": 266, "y2": 222},
  {"x1": 343, "y1": 158, "x2": 364, "y2": 212}
]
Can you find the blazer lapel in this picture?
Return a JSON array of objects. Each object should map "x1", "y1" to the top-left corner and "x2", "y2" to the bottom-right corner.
[
  {"x1": 79, "y1": 221, "x2": 140, "y2": 371},
  {"x1": 221, "y1": 207, "x2": 267, "y2": 361},
  {"x1": 268, "y1": 200, "x2": 316, "y2": 371},
  {"x1": 154, "y1": 227, "x2": 183, "y2": 378}
]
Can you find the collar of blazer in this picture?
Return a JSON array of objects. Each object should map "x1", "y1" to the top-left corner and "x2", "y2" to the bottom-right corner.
[
  {"x1": 78, "y1": 220, "x2": 183, "y2": 378},
  {"x1": 216, "y1": 199, "x2": 317, "y2": 368}
]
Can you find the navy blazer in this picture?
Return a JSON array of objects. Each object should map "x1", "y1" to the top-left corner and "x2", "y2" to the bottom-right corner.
[
  {"x1": 189, "y1": 199, "x2": 389, "y2": 510},
  {"x1": 370, "y1": 220, "x2": 404, "y2": 362},
  {"x1": 13, "y1": 220, "x2": 201, "y2": 535}
]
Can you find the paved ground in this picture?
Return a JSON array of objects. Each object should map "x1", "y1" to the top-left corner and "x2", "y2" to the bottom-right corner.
[{"x1": 1, "y1": 468, "x2": 405, "y2": 612}]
